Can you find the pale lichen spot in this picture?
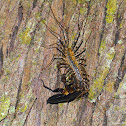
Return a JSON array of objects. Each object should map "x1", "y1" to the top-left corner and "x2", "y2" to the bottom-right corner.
[
  {"x1": 9, "y1": 106, "x2": 15, "y2": 114},
  {"x1": 99, "y1": 40, "x2": 106, "y2": 54},
  {"x1": 118, "y1": 40, "x2": 123, "y2": 44},
  {"x1": 88, "y1": 98, "x2": 96, "y2": 103}
]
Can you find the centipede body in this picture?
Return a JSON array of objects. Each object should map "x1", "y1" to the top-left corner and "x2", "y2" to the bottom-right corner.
[{"x1": 42, "y1": 3, "x2": 90, "y2": 104}]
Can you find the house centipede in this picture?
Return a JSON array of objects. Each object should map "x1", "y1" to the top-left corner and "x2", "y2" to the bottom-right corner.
[{"x1": 41, "y1": 2, "x2": 91, "y2": 104}]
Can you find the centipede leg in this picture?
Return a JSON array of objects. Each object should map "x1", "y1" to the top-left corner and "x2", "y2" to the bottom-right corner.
[
  {"x1": 71, "y1": 32, "x2": 80, "y2": 50},
  {"x1": 42, "y1": 54, "x2": 65, "y2": 70},
  {"x1": 71, "y1": 16, "x2": 81, "y2": 50},
  {"x1": 75, "y1": 30, "x2": 92, "y2": 58},
  {"x1": 56, "y1": 47, "x2": 65, "y2": 57},
  {"x1": 74, "y1": 40, "x2": 84, "y2": 54},
  {"x1": 41, "y1": 80, "x2": 64, "y2": 93},
  {"x1": 75, "y1": 49, "x2": 86, "y2": 59},
  {"x1": 57, "y1": 62, "x2": 68, "y2": 70}
]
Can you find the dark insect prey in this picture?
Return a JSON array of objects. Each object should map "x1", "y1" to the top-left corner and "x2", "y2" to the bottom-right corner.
[{"x1": 42, "y1": 4, "x2": 90, "y2": 104}]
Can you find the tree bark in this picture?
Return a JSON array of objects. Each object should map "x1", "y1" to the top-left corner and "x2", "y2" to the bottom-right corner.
[{"x1": 0, "y1": 0, "x2": 125, "y2": 126}]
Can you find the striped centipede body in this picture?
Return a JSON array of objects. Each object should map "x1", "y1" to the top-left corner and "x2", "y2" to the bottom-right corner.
[{"x1": 42, "y1": 3, "x2": 90, "y2": 104}]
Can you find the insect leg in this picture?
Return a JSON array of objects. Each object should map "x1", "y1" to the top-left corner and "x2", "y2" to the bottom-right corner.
[
  {"x1": 42, "y1": 20, "x2": 60, "y2": 40},
  {"x1": 74, "y1": 40, "x2": 84, "y2": 54},
  {"x1": 42, "y1": 54, "x2": 65, "y2": 70},
  {"x1": 64, "y1": 66, "x2": 72, "y2": 75},
  {"x1": 49, "y1": 4, "x2": 65, "y2": 32},
  {"x1": 75, "y1": 49, "x2": 86, "y2": 59},
  {"x1": 78, "y1": 58, "x2": 86, "y2": 63},
  {"x1": 49, "y1": 4, "x2": 69, "y2": 47},
  {"x1": 77, "y1": 58, "x2": 87, "y2": 67},
  {"x1": 57, "y1": 62, "x2": 68, "y2": 70},
  {"x1": 56, "y1": 47, "x2": 65, "y2": 57},
  {"x1": 74, "y1": 29, "x2": 92, "y2": 58},
  {"x1": 41, "y1": 80, "x2": 64, "y2": 93},
  {"x1": 57, "y1": 39, "x2": 65, "y2": 48},
  {"x1": 71, "y1": 32, "x2": 80, "y2": 50},
  {"x1": 73, "y1": 32, "x2": 91, "y2": 59},
  {"x1": 71, "y1": 13, "x2": 82, "y2": 50}
]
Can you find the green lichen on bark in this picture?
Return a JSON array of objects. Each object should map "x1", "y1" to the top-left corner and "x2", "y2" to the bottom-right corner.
[
  {"x1": 0, "y1": 94, "x2": 10, "y2": 121},
  {"x1": 115, "y1": 74, "x2": 126, "y2": 99},
  {"x1": 19, "y1": 19, "x2": 36, "y2": 45},
  {"x1": 106, "y1": 0, "x2": 117, "y2": 23},
  {"x1": 89, "y1": 44, "x2": 116, "y2": 101},
  {"x1": 19, "y1": 28, "x2": 32, "y2": 45}
]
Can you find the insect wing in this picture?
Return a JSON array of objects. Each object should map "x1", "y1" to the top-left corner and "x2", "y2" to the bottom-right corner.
[{"x1": 47, "y1": 91, "x2": 82, "y2": 104}]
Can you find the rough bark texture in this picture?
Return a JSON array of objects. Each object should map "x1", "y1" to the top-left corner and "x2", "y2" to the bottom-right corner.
[{"x1": 0, "y1": 0, "x2": 126, "y2": 126}]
